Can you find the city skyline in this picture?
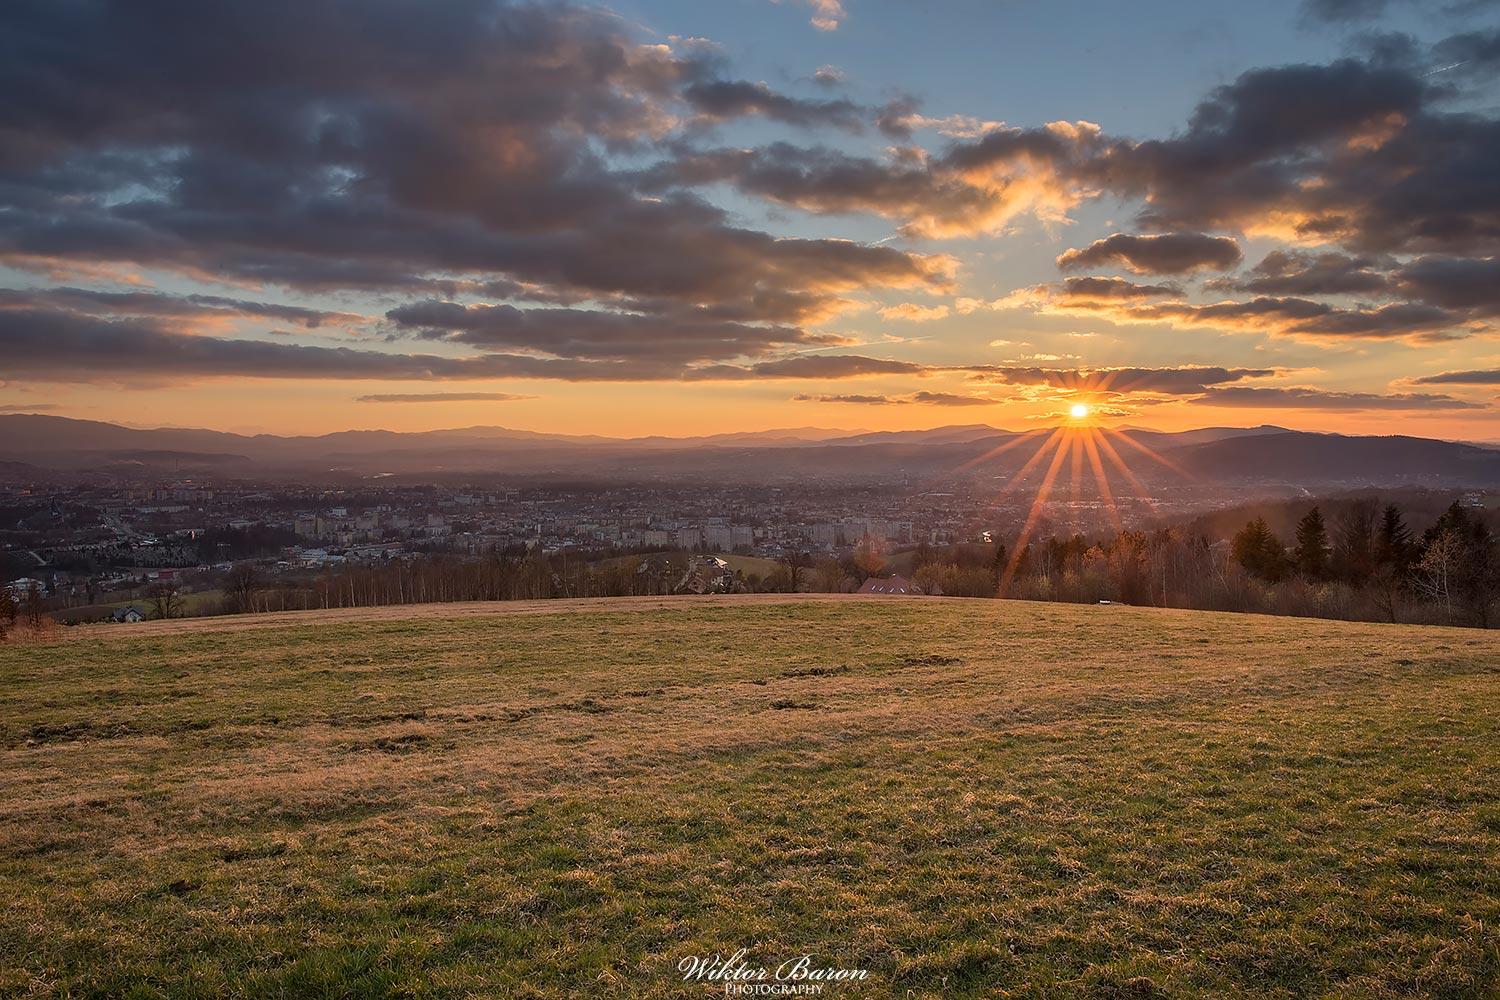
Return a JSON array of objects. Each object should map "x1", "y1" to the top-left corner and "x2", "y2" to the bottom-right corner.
[{"x1": 3, "y1": 0, "x2": 1499, "y2": 438}]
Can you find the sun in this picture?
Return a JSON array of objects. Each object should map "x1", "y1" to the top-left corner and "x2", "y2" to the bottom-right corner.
[{"x1": 1069, "y1": 402, "x2": 1091, "y2": 420}]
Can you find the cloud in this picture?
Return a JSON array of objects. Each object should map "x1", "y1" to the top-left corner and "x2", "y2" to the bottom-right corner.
[
  {"x1": 1299, "y1": 0, "x2": 1393, "y2": 23},
  {"x1": 1094, "y1": 58, "x2": 1499, "y2": 257},
  {"x1": 689, "y1": 354, "x2": 928, "y2": 380},
  {"x1": 1192, "y1": 385, "x2": 1486, "y2": 409},
  {"x1": 1056, "y1": 233, "x2": 1243, "y2": 274},
  {"x1": 873, "y1": 97, "x2": 1003, "y2": 140},
  {"x1": 355, "y1": 392, "x2": 535, "y2": 403},
  {"x1": 1007, "y1": 286, "x2": 1475, "y2": 342},
  {"x1": 648, "y1": 122, "x2": 1108, "y2": 239},
  {"x1": 4, "y1": 0, "x2": 1498, "y2": 405},
  {"x1": 654, "y1": 35, "x2": 1500, "y2": 261},
  {"x1": 967, "y1": 365, "x2": 1276, "y2": 396},
  {"x1": 782, "y1": 0, "x2": 847, "y2": 31},
  {"x1": 0, "y1": 286, "x2": 365, "y2": 330},
  {"x1": 681, "y1": 81, "x2": 864, "y2": 130},
  {"x1": 0, "y1": 403, "x2": 59, "y2": 413},
  {"x1": 878, "y1": 303, "x2": 950, "y2": 322},
  {"x1": 0, "y1": 0, "x2": 947, "y2": 345},
  {"x1": 385, "y1": 300, "x2": 843, "y2": 363},
  {"x1": 1213, "y1": 250, "x2": 1392, "y2": 295},
  {"x1": 997, "y1": 276, "x2": 1182, "y2": 309},
  {"x1": 1411, "y1": 368, "x2": 1500, "y2": 385},
  {"x1": 1052, "y1": 276, "x2": 1183, "y2": 300},
  {"x1": 812, "y1": 65, "x2": 844, "y2": 87},
  {"x1": 792, "y1": 390, "x2": 997, "y2": 405},
  {"x1": 1393, "y1": 255, "x2": 1500, "y2": 313},
  {"x1": 792, "y1": 393, "x2": 896, "y2": 404},
  {"x1": 908, "y1": 390, "x2": 998, "y2": 406},
  {"x1": 0, "y1": 306, "x2": 940, "y2": 385}
]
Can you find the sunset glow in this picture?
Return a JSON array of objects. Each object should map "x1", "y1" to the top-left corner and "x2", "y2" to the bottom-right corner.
[{"x1": 0, "y1": 0, "x2": 1494, "y2": 439}]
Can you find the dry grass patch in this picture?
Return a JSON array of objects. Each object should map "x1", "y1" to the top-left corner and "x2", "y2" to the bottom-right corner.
[{"x1": 0, "y1": 597, "x2": 1496, "y2": 998}]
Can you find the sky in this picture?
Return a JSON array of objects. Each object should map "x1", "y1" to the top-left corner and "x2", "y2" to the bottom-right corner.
[{"x1": 1, "y1": 0, "x2": 1498, "y2": 438}]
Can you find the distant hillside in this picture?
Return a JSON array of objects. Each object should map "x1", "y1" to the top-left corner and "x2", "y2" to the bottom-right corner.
[
  {"x1": 1169, "y1": 432, "x2": 1500, "y2": 486},
  {"x1": 2, "y1": 414, "x2": 1498, "y2": 487}
]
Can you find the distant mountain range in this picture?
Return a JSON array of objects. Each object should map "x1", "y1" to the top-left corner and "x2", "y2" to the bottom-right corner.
[{"x1": 1, "y1": 414, "x2": 1497, "y2": 488}]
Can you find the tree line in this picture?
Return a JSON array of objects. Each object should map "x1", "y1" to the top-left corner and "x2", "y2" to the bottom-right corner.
[
  {"x1": 42, "y1": 497, "x2": 1492, "y2": 632},
  {"x1": 776, "y1": 498, "x2": 1496, "y2": 629},
  {"x1": 1229, "y1": 499, "x2": 1495, "y2": 628}
]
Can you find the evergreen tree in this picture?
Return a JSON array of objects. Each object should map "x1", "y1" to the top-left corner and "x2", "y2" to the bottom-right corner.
[
  {"x1": 1333, "y1": 498, "x2": 1378, "y2": 581},
  {"x1": 1375, "y1": 503, "x2": 1413, "y2": 571},
  {"x1": 1423, "y1": 501, "x2": 1472, "y2": 546},
  {"x1": 1294, "y1": 507, "x2": 1331, "y2": 580},
  {"x1": 1232, "y1": 517, "x2": 1286, "y2": 581}
]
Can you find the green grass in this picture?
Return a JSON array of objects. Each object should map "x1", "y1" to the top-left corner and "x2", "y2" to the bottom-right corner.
[
  {"x1": 714, "y1": 552, "x2": 783, "y2": 578},
  {"x1": 1, "y1": 599, "x2": 1497, "y2": 998},
  {"x1": 52, "y1": 588, "x2": 225, "y2": 624}
]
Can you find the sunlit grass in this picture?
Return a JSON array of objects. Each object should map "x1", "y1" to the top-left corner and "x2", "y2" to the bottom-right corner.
[{"x1": 1, "y1": 599, "x2": 1497, "y2": 998}]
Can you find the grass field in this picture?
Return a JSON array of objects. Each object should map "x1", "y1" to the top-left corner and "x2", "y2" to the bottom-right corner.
[{"x1": 2, "y1": 596, "x2": 1497, "y2": 998}]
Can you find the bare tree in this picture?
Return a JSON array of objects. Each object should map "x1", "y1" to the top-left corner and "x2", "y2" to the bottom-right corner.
[
  {"x1": 778, "y1": 551, "x2": 809, "y2": 593},
  {"x1": 813, "y1": 557, "x2": 848, "y2": 593},
  {"x1": 146, "y1": 579, "x2": 184, "y2": 620},
  {"x1": 1368, "y1": 564, "x2": 1404, "y2": 624},
  {"x1": 1414, "y1": 531, "x2": 1462, "y2": 624},
  {"x1": 224, "y1": 564, "x2": 263, "y2": 614},
  {"x1": 23, "y1": 582, "x2": 45, "y2": 628}
]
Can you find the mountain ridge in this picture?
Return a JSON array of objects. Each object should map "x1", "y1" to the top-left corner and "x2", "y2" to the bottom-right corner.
[{"x1": 1, "y1": 414, "x2": 1494, "y2": 487}]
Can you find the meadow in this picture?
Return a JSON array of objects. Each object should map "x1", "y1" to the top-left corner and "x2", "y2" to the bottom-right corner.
[{"x1": 1, "y1": 596, "x2": 1496, "y2": 998}]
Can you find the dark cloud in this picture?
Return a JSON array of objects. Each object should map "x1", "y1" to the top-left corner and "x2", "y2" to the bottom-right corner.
[
  {"x1": 908, "y1": 391, "x2": 998, "y2": 406},
  {"x1": 681, "y1": 81, "x2": 864, "y2": 130},
  {"x1": 792, "y1": 390, "x2": 997, "y2": 406},
  {"x1": 1430, "y1": 28, "x2": 1500, "y2": 82},
  {"x1": 1151, "y1": 297, "x2": 1469, "y2": 341},
  {"x1": 656, "y1": 45, "x2": 1500, "y2": 259},
  {"x1": 1056, "y1": 233, "x2": 1243, "y2": 275},
  {"x1": 356, "y1": 392, "x2": 535, "y2": 403},
  {"x1": 385, "y1": 300, "x2": 840, "y2": 363},
  {"x1": 1392, "y1": 255, "x2": 1500, "y2": 313},
  {"x1": 793, "y1": 393, "x2": 902, "y2": 404},
  {"x1": 1302, "y1": 0, "x2": 1496, "y2": 27},
  {"x1": 1012, "y1": 287, "x2": 1475, "y2": 342},
  {"x1": 1411, "y1": 368, "x2": 1500, "y2": 384},
  {"x1": 0, "y1": 0, "x2": 944, "y2": 340},
  {"x1": 1282, "y1": 301, "x2": 1464, "y2": 339},
  {"x1": 875, "y1": 96, "x2": 924, "y2": 140},
  {"x1": 642, "y1": 142, "x2": 1000, "y2": 239},
  {"x1": 1054, "y1": 276, "x2": 1183, "y2": 299},
  {"x1": 968, "y1": 365, "x2": 1274, "y2": 395},
  {"x1": 645, "y1": 122, "x2": 1107, "y2": 238},
  {"x1": 1300, "y1": 0, "x2": 1393, "y2": 23},
  {"x1": 0, "y1": 286, "x2": 363, "y2": 329},
  {"x1": 1194, "y1": 385, "x2": 1486, "y2": 409},
  {"x1": 0, "y1": 305, "x2": 930, "y2": 385},
  {"x1": 0, "y1": 307, "x2": 649, "y2": 383},
  {"x1": 688, "y1": 355, "x2": 928, "y2": 380},
  {"x1": 1094, "y1": 58, "x2": 1499, "y2": 256},
  {"x1": 4, "y1": 0, "x2": 1498, "y2": 398},
  {"x1": 1214, "y1": 250, "x2": 1392, "y2": 295}
]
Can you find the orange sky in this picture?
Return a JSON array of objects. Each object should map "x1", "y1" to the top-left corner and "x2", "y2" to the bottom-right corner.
[{"x1": 3, "y1": 0, "x2": 1498, "y2": 442}]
